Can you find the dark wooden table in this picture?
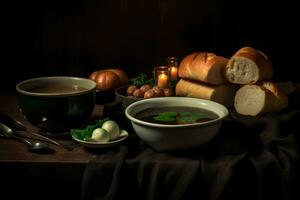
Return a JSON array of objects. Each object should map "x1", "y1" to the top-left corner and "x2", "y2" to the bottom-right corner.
[{"x1": 0, "y1": 95, "x2": 105, "y2": 200}]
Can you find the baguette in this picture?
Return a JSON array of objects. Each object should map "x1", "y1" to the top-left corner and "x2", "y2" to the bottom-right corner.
[
  {"x1": 225, "y1": 47, "x2": 273, "y2": 84},
  {"x1": 175, "y1": 78, "x2": 238, "y2": 107},
  {"x1": 178, "y1": 52, "x2": 229, "y2": 85},
  {"x1": 234, "y1": 81, "x2": 288, "y2": 116}
]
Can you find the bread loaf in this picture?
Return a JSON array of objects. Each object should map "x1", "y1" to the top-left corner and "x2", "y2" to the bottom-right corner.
[
  {"x1": 234, "y1": 81, "x2": 288, "y2": 116},
  {"x1": 178, "y1": 52, "x2": 229, "y2": 85},
  {"x1": 225, "y1": 47, "x2": 273, "y2": 84},
  {"x1": 175, "y1": 79, "x2": 238, "y2": 107}
]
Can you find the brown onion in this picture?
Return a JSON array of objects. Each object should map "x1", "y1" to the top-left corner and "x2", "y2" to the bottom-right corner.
[
  {"x1": 152, "y1": 86, "x2": 165, "y2": 97},
  {"x1": 163, "y1": 88, "x2": 174, "y2": 97},
  {"x1": 144, "y1": 89, "x2": 156, "y2": 98},
  {"x1": 133, "y1": 89, "x2": 144, "y2": 98},
  {"x1": 127, "y1": 85, "x2": 138, "y2": 96},
  {"x1": 140, "y1": 84, "x2": 152, "y2": 93}
]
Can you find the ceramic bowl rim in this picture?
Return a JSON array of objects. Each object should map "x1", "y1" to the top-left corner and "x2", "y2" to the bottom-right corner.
[
  {"x1": 16, "y1": 76, "x2": 97, "y2": 97},
  {"x1": 125, "y1": 97, "x2": 229, "y2": 128}
]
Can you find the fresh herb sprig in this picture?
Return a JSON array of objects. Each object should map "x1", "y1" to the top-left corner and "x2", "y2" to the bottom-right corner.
[{"x1": 129, "y1": 74, "x2": 154, "y2": 86}]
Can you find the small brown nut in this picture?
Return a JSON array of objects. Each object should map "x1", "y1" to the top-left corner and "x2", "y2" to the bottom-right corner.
[
  {"x1": 144, "y1": 89, "x2": 155, "y2": 98},
  {"x1": 127, "y1": 85, "x2": 138, "y2": 96},
  {"x1": 152, "y1": 86, "x2": 164, "y2": 97},
  {"x1": 133, "y1": 89, "x2": 145, "y2": 98},
  {"x1": 140, "y1": 84, "x2": 152, "y2": 93},
  {"x1": 163, "y1": 88, "x2": 174, "y2": 97}
]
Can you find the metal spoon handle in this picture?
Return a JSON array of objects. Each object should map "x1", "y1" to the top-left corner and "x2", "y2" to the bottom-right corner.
[
  {"x1": 18, "y1": 131, "x2": 60, "y2": 145},
  {"x1": 11, "y1": 135, "x2": 32, "y2": 146},
  {"x1": 16, "y1": 130, "x2": 75, "y2": 151},
  {"x1": 0, "y1": 113, "x2": 26, "y2": 131},
  {"x1": 11, "y1": 135, "x2": 51, "y2": 153}
]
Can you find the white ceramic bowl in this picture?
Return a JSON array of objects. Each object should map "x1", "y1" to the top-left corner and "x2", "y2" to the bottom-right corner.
[{"x1": 125, "y1": 97, "x2": 228, "y2": 151}]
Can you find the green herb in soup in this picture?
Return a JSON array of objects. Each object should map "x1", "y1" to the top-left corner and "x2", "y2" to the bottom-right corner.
[
  {"x1": 29, "y1": 85, "x2": 88, "y2": 93},
  {"x1": 135, "y1": 106, "x2": 218, "y2": 125}
]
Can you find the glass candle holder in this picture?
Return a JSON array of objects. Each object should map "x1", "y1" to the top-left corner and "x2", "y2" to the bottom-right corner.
[
  {"x1": 167, "y1": 57, "x2": 179, "y2": 82},
  {"x1": 153, "y1": 66, "x2": 170, "y2": 88}
]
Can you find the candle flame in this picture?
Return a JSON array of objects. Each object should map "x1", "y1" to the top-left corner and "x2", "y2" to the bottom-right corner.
[{"x1": 160, "y1": 73, "x2": 166, "y2": 78}]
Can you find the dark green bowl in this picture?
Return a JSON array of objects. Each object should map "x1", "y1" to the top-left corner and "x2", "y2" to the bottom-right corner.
[{"x1": 16, "y1": 76, "x2": 96, "y2": 132}]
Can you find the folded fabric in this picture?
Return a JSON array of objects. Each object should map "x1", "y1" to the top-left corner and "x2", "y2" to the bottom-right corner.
[{"x1": 81, "y1": 91, "x2": 300, "y2": 200}]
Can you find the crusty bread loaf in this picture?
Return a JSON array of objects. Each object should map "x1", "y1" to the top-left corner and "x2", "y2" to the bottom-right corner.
[
  {"x1": 234, "y1": 81, "x2": 288, "y2": 116},
  {"x1": 178, "y1": 52, "x2": 229, "y2": 85},
  {"x1": 225, "y1": 47, "x2": 273, "y2": 84},
  {"x1": 175, "y1": 78, "x2": 238, "y2": 107}
]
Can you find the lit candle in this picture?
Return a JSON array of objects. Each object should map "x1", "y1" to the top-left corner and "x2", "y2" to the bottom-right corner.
[
  {"x1": 158, "y1": 73, "x2": 168, "y2": 88},
  {"x1": 170, "y1": 66, "x2": 178, "y2": 81}
]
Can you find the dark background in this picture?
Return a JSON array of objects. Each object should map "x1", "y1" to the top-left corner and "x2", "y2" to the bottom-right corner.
[{"x1": 2, "y1": 0, "x2": 299, "y2": 94}]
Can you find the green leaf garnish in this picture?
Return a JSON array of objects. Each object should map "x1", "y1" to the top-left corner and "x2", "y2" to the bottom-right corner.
[
  {"x1": 153, "y1": 111, "x2": 208, "y2": 123},
  {"x1": 129, "y1": 74, "x2": 154, "y2": 86},
  {"x1": 153, "y1": 112, "x2": 177, "y2": 122},
  {"x1": 177, "y1": 112, "x2": 206, "y2": 123}
]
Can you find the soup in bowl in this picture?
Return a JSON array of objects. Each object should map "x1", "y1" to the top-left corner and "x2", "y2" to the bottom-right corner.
[
  {"x1": 16, "y1": 76, "x2": 96, "y2": 132},
  {"x1": 125, "y1": 97, "x2": 228, "y2": 151}
]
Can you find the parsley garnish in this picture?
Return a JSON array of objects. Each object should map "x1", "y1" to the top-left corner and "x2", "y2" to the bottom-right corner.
[{"x1": 129, "y1": 74, "x2": 154, "y2": 86}]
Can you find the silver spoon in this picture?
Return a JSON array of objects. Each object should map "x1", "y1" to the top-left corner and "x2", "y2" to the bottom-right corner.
[
  {"x1": 0, "y1": 122, "x2": 51, "y2": 152},
  {"x1": 0, "y1": 114, "x2": 76, "y2": 150}
]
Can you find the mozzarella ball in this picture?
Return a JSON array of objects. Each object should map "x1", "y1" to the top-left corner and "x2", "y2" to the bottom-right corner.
[
  {"x1": 102, "y1": 120, "x2": 120, "y2": 140},
  {"x1": 91, "y1": 128, "x2": 110, "y2": 142}
]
